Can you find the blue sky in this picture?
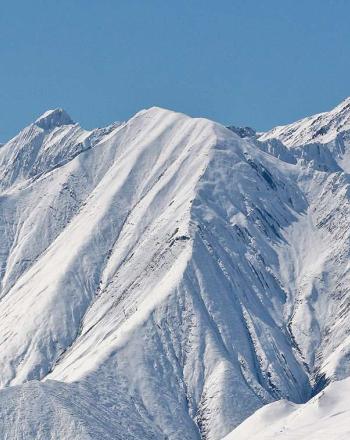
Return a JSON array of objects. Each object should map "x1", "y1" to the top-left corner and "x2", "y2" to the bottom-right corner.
[{"x1": 1, "y1": 0, "x2": 349, "y2": 141}]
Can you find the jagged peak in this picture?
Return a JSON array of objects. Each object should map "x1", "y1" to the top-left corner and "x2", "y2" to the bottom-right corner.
[
  {"x1": 34, "y1": 108, "x2": 74, "y2": 130},
  {"x1": 227, "y1": 125, "x2": 256, "y2": 138}
]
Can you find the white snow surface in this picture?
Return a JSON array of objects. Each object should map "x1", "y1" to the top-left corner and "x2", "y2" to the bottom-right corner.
[
  {"x1": 224, "y1": 377, "x2": 350, "y2": 440},
  {"x1": 1, "y1": 100, "x2": 350, "y2": 438}
]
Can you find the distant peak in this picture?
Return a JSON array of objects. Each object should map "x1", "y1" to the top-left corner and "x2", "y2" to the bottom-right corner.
[{"x1": 35, "y1": 108, "x2": 74, "y2": 130}]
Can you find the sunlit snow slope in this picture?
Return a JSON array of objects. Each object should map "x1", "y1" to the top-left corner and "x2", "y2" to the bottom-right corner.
[
  {"x1": 224, "y1": 377, "x2": 350, "y2": 440},
  {"x1": 1, "y1": 99, "x2": 350, "y2": 439}
]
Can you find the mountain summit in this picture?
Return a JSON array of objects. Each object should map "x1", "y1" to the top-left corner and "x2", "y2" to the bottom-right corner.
[
  {"x1": 34, "y1": 108, "x2": 74, "y2": 129},
  {"x1": 0, "y1": 101, "x2": 350, "y2": 439}
]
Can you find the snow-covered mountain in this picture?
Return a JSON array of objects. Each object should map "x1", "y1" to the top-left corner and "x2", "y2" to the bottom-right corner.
[{"x1": 1, "y1": 99, "x2": 350, "y2": 439}]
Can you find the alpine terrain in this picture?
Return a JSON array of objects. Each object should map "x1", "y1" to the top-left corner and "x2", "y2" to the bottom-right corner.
[{"x1": 0, "y1": 98, "x2": 350, "y2": 439}]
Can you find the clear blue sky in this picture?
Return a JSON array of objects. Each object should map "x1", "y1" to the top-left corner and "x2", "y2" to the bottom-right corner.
[{"x1": 1, "y1": 0, "x2": 349, "y2": 141}]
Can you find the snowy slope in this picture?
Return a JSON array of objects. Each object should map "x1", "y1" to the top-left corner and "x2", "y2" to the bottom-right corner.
[
  {"x1": 259, "y1": 97, "x2": 350, "y2": 147},
  {"x1": 0, "y1": 379, "x2": 163, "y2": 439},
  {"x1": 259, "y1": 97, "x2": 350, "y2": 171},
  {"x1": 0, "y1": 100, "x2": 350, "y2": 439},
  {"x1": 224, "y1": 377, "x2": 350, "y2": 440},
  {"x1": 256, "y1": 99, "x2": 350, "y2": 385}
]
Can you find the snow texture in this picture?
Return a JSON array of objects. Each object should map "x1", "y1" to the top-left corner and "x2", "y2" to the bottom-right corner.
[{"x1": 224, "y1": 377, "x2": 350, "y2": 440}]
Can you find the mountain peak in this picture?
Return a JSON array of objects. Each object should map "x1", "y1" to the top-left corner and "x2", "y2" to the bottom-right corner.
[
  {"x1": 34, "y1": 108, "x2": 74, "y2": 130},
  {"x1": 259, "y1": 97, "x2": 350, "y2": 147}
]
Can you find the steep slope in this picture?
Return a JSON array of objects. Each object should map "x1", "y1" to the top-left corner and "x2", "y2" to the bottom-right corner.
[
  {"x1": 46, "y1": 117, "x2": 312, "y2": 439},
  {"x1": 0, "y1": 101, "x2": 350, "y2": 439},
  {"x1": 0, "y1": 108, "x2": 121, "y2": 294},
  {"x1": 260, "y1": 97, "x2": 350, "y2": 171},
  {"x1": 0, "y1": 106, "x2": 310, "y2": 439},
  {"x1": 224, "y1": 377, "x2": 350, "y2": 440},
  {"x1": 257, "y1": 99, "x2": 350, "y2": 386}
]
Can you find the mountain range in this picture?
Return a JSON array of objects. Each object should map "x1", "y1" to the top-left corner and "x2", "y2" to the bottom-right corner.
[{"x1": 1, "y1": 98, "x2": 350, "y2": 439}]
